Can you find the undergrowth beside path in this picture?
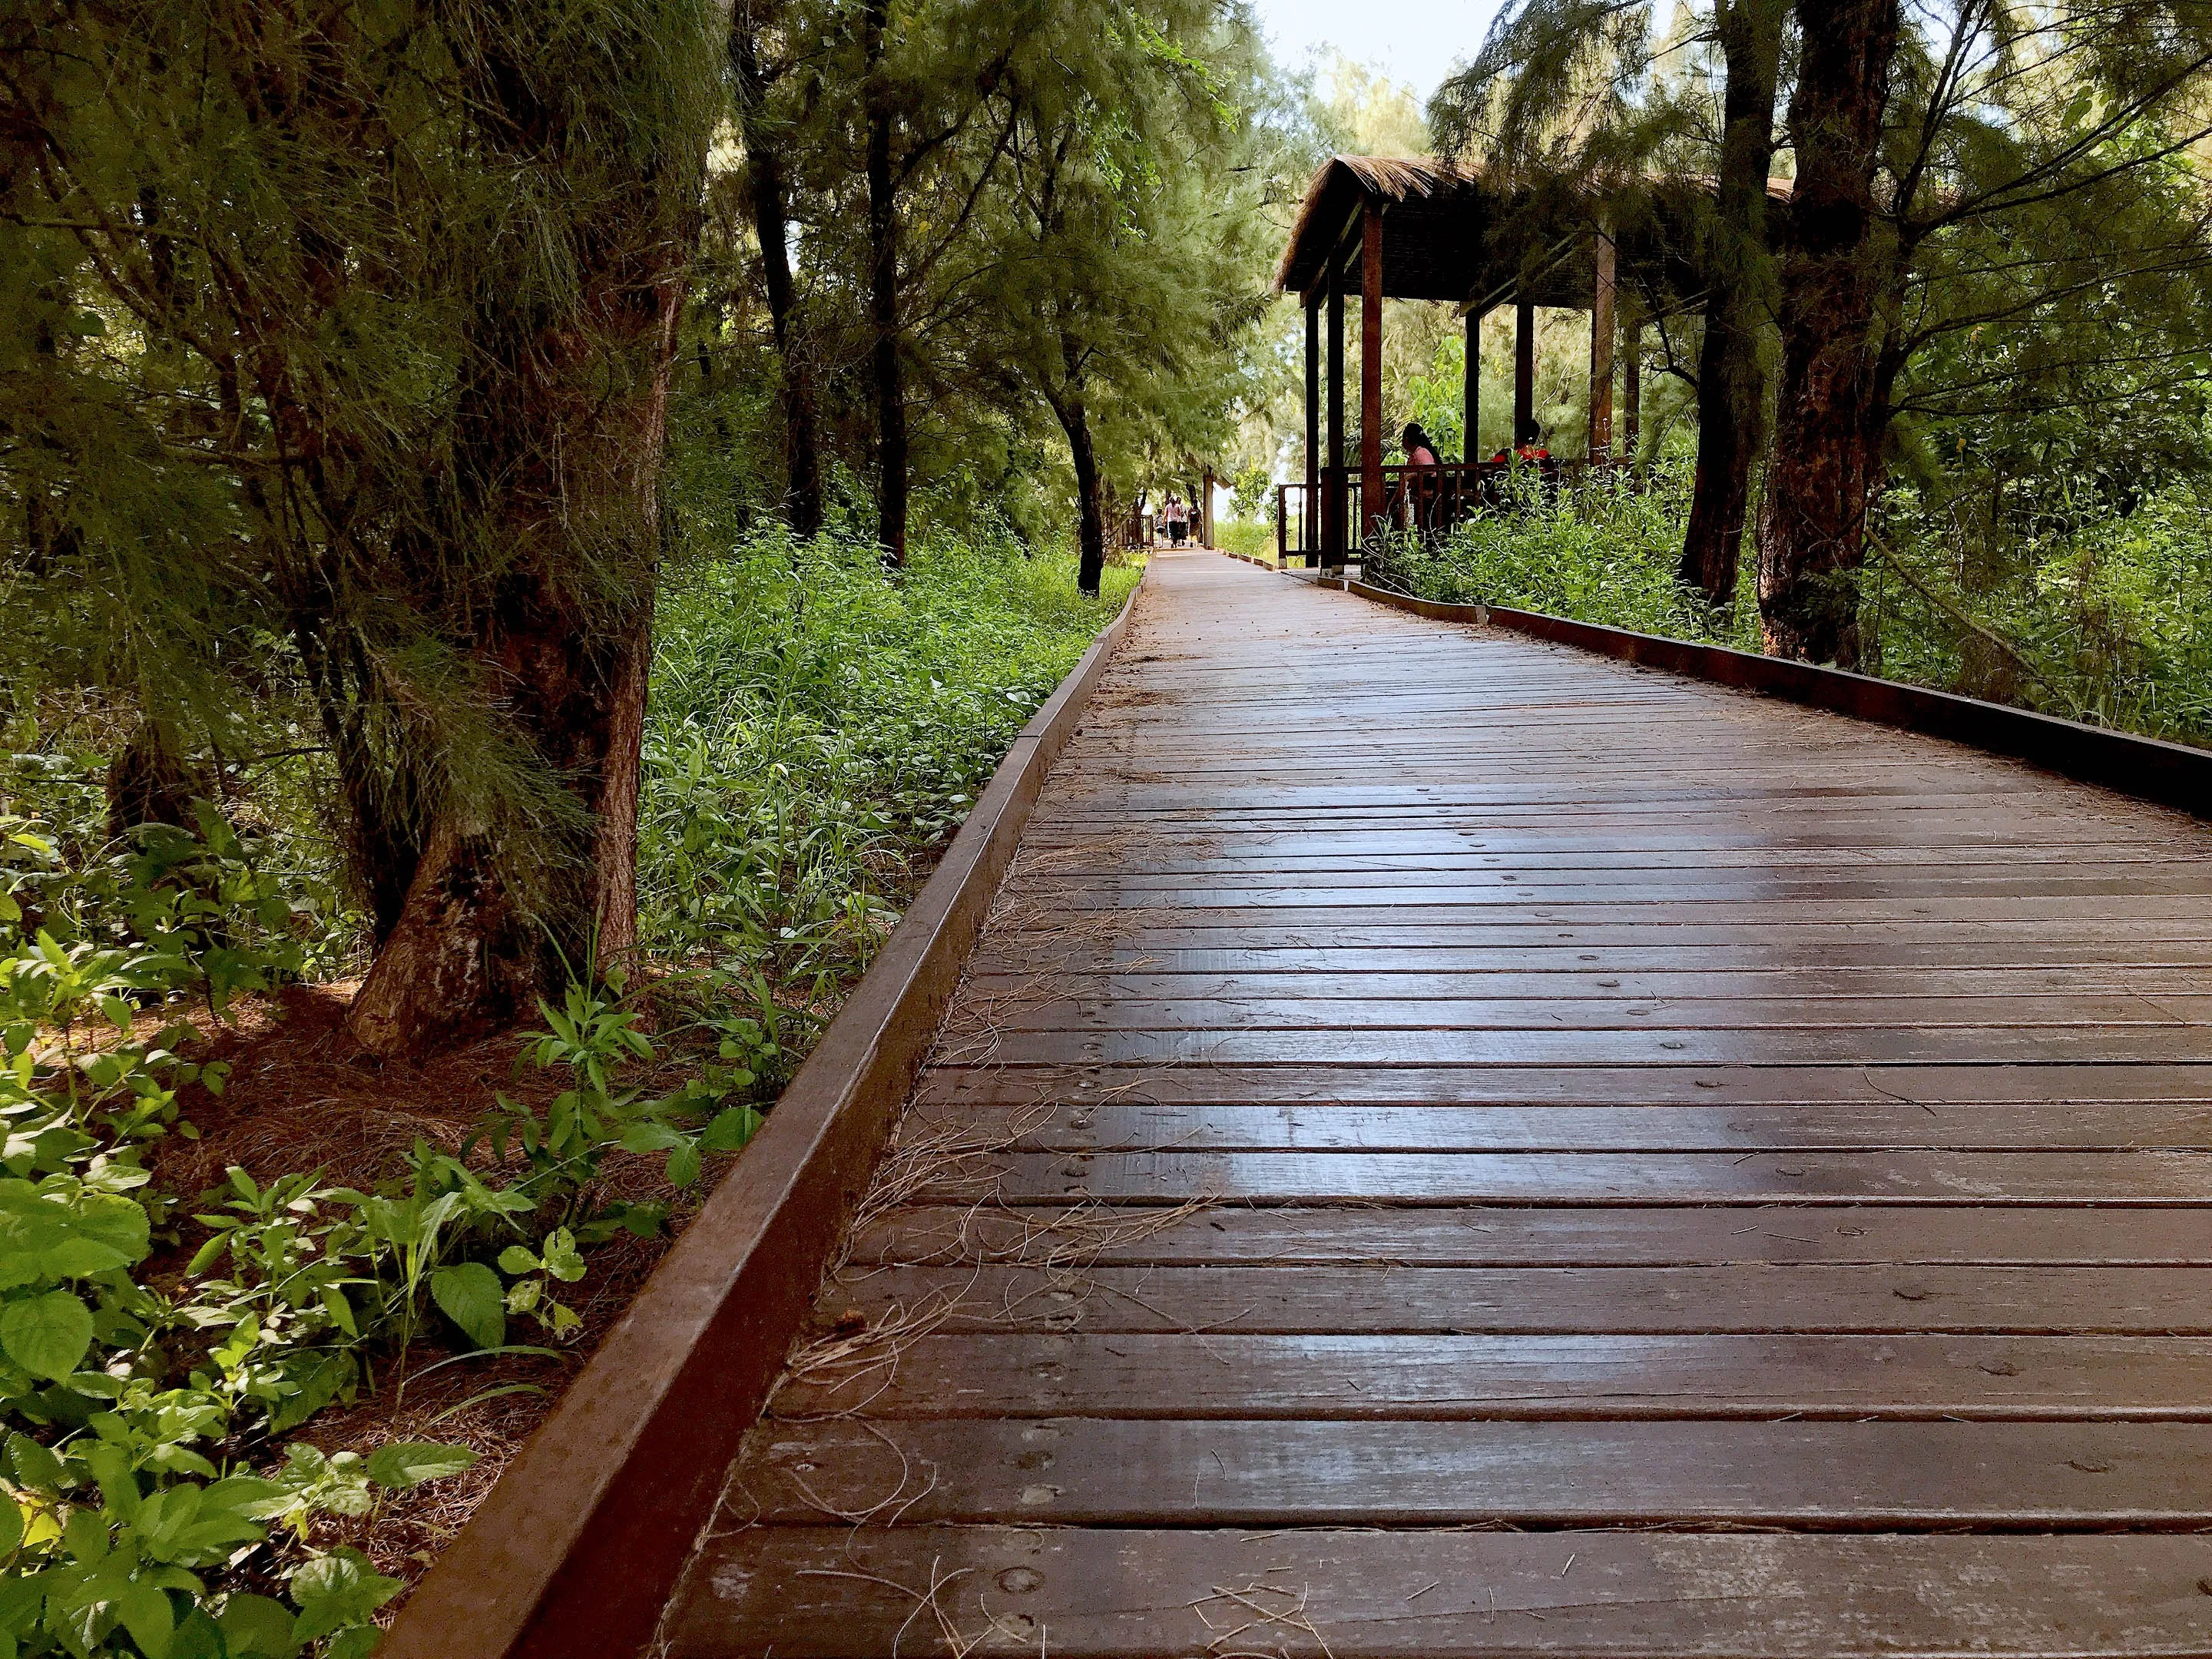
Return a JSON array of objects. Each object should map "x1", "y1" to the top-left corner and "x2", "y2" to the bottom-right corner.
[
  {"x1": 1363, "y1": 462, "x2": 2212, "y2": 747},
  {"x1": 0, "y1": 531, "x2": 1132, "y2": 1657}
]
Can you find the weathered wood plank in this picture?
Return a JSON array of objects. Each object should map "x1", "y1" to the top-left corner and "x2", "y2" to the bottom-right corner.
[
  {"x1": 949, "y1": 1027, "x2": 2212, "y2": 1066},
  {"x1": 665, "y1": 1528, "x2": 2212, "y2": 1657},
  {"x1": 849, "y1": 1202, "x2": 2212, "y2": 1267},
  {"x1": 935, "y1": 1149, "x2": 2212, "y2": 1204},
  {"x1": 945, "y1": 992, "x2": 2212, "y2": 1033},
  {"x1": 770, "y1": 1331, "x2": 2212, "y2": 1420},
  {"x1": 915, "y1": 1061, "x2": 2212, "y2": 1107},
  {"x1": 906, "y1": 1100, "x2": 2212, "y2": 1151},
  {"x1": 731, "y1": 1416, "x2": 2212, "y2": 1525},
  {"x1": 816, "y1": 1263, "x2": 2212, "y2": 1334}
]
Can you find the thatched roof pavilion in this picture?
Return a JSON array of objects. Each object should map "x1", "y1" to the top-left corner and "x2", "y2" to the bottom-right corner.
[{"x1": 1274, "y1": 154, "x2": 1733, "y2": 565}]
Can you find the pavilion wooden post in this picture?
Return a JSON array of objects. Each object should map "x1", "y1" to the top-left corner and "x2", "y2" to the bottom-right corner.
[
  {"x1": 1588, "y1": 227, "x2": 1616, "y2": 462},
  {"x1": 1303, "y1": 290, "x2": 1320, "y2": 562},
  {"x1": 1326, "y1": 252, "x2": 1346, "y2": 567},
  {"x1": 1359, "y1": 200, "x2": 1385, "y2": 548},
  {"x1": 1463, "y1": 308, "x2": 1482, "y2": 462},
  {"x1": 1514, "y1": 296, "x2": 1535, "y2": 447},
  {"x1": 1200, "y1": 467, "x2": 1214, "y2": 548}
]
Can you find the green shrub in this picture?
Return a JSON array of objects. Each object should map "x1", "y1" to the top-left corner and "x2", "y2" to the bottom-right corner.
[
  {"x1": 1364, "y1": 462, "x2": 1753, "y2": 647},
  {"x1": 641, "y1": 526, "x2": 1138, "y2": 984}
]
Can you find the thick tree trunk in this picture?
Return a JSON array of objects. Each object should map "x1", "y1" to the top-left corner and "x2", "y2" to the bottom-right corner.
[
  {"x1": 347, "y1": 155, "x2": 693, "y2": 1058},
  {"x1": 1060, "y1": 403, "x2": 1106, "y2": 598},
  {"x1": 863, "y1": 0, "x2": 907, "y2": 567},
  {"x1": 731, "y1": 8, "x2": 823, "y2": 535},
  {"x1": 1754, "y1": 0, "x2": 1900, "y2": 666},
  {"x1": 105, "y1": 717, "x2": 206, "y2": 838},
  {"x1": 1677, "y1": 0, "x2": 1783, "y2": 608}
]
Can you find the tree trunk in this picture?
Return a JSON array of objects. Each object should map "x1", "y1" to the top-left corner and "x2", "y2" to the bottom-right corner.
[
  {"x1": 731, "y1": 7, "x2": 823, "y2": 536},
  {"x1": 347, "y1": 51, "x2": 697, "y2": 1058},
  {"x1": 863, "y1": 0, "x2": 907, "y2": 567},
  {"x1": 1064, "y1": 416, "x2": 1107, "y2": 597},
  {"x1": 105, "y1": 717, "x2": 207, "y2": 838},
  {"x1": 1754, "y1": 0, "x2": 1900, "y2": 666},
  {"x1": 1677, "y1": 0, "x2": 1783, "y2": 608}
]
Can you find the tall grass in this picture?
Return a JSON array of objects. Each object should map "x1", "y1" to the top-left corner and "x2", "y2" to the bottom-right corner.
[{"x1": 640, "y1": 526, "x2": 1138, "y2": 989}]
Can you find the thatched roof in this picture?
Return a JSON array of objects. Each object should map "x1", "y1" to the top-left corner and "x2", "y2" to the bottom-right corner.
[
  {"x1": 1274, "y1": 153, "x2": 1790, "y2": 310},
  {"x1": 1274, "y1": 156, "x2": 1498, "y2": 302}
]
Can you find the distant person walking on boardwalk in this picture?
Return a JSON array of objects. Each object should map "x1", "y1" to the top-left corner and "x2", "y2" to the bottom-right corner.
[{"x1": 1163, "y1": 492, "x2": 1188, "y2": 546}]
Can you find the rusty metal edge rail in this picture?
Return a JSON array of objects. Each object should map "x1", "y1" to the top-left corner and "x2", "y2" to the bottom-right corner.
[
  {"x1": 380, "y1": 569, "x2": 1149, "y2": 1659},
  {"x1": 1339, "y1": 576, "x2": 2212, "y2": 818}
]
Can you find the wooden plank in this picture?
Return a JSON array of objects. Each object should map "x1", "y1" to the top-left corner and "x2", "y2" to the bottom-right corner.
[
  {"x1": 947, "y1": 1149, "x2": 2212, "y2": 1204},
  {"x1": 916, "y1": 1061, "x2": 2212, "y2": 1108},
  {"x1": 664, "y1": 1528, "x2": 2212, "y2": 1657},
  {"x1": 948, "y1": 993, "x2": 2212, "y2": 1033},
  {"x1": 818, "y1": 1263, "x2": 2212, "y2": 1334},
  {"x1": 850, "y1": 1202, "x2": 2212, "y2": 1267},
  {"x1": 769, "y1": 1331, "x2": 2212, "y2": 1420},
  {"x1": 970, "y1": 922, "x2": 2212, "y2": 954},
  {"x1": 1014, "y1": 871, "x2": 2212, "y2": 900},
  {"x1": 995, "y1": 892, "x2": 2212, "y2": 920},
  {"x1": 951, "y1": 1028, "x2": 2212, "y2": 1066},
  {"x1": 909, "y1": 1100, "x2": 2212, "y2": 1151},
  {"x1": 732, "y1": 1416, "x2": 2212, "y2": 1525},
  {"x1": 960, "y1": 965, "x2": 2212, "y2": 999}
]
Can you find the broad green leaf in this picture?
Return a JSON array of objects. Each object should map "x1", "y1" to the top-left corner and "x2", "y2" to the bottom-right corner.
[
  {"x1": 429, "y1": 1261, "x2": 505, "y2": 1349},
  {"x1": 0, "y1": 1290, "x2": 93, "y2": 1380},
  {"x1": 664, "y1": 1141, "x2": 701, "y2": 1188},
  {"x1": 617, "y1": 1121, "x2": 684, "y2": 1155},
  {"x1": 0, "y1": 1494, "x2": 22, "y2": 1558},
  {"x1": 495, "y1": 1245, "x2": 538, "y2": 1275},
  {"x1": 290, "y1": 1548, "x2": 402, "y2": 1643},
  {"x1": 216, "y1": 1594, "x2": 300, "y2": 1657},
  {"x1": 540, "y1": 1228, "x2": 585, "y2": 1283},
  {"x1": 7, "y1": 1431, "x2": 66, "y2": 1491},
  {"x1": 363, "y1": 1442, "x2": 477, "y2": 1490},
  {"x1": 700, "y1": 1106, "x2": 763, "y2": 1153},
  {"x1": 115, "y1": 1577, "x2": 175, "y2": 1659},
  {"x1": 317, "y1": 1286, "x2": 358, "y2": 1339}
]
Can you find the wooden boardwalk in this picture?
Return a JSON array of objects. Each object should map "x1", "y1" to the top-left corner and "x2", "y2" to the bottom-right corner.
[{"x1": 662, "y1": 551, "x2": 2212, "y2": 1657}]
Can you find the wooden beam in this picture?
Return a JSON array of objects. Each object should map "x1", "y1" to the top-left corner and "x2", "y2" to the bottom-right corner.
[
  {"x1": 1588, "y1": 227, "x2": 1615, "y2": 461},
  {"x1": 1360, "y1": 200, "x2": 1385, "y2": 547},
  {"x1": 1463, "y1": 308, "x2": 1483, "y2": 462},
  {"x1": 1326, "y1": 259, "x2": 1346, "y2": 563},
  {"x1": 1200, "y1": 467, "x2": 1214, "y2": 548},
  {"x1": 1513, "y1": 296, "x2": 1535, "y2": 447},
  {"x1": 1304, "y1": 290, "x2": 1320, "y2": 560}
]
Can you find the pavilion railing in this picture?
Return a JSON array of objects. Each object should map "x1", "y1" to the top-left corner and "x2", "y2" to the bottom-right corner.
[{"x1": 1276, "y1": 459, "x2": 1631, "y2": 566}]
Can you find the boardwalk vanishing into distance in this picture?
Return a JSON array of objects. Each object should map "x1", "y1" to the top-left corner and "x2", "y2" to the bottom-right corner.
[{"x1": 661, "y1": 549, "x2": 2212, "y2": 1657}]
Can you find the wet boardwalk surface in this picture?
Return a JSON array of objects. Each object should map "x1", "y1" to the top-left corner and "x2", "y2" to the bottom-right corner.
[{"x1": 662, "y1": 551, "x2": 2212, "y2": 1656}]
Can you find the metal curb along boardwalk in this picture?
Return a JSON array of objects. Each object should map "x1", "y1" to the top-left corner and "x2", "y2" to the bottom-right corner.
[{"x1": 661, "y1": 551, "x2": 2212, "y2": 1657}]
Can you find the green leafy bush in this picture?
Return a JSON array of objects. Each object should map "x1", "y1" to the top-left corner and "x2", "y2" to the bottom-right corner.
[
  {"x1": 1366, "y1": 459, "x2": 2212, "y2": 748},
  {"x1": 0, "y1": 816, "x2": 773, "y2": 1655},
  {"x1": 1363, "y1": 462, "x2": 1753, "y2": 648},
  {"x1": 641, "y1": 527, "x2": 1138, "y2": 983}
]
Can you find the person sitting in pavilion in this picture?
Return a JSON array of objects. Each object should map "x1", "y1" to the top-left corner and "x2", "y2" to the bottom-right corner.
[{"x1": 1401, "y1": 422, "x2": 1442, "y2": 534}]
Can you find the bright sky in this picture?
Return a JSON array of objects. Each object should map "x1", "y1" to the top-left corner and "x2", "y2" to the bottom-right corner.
[{"x1": 1246, "y1": 0, "x2": 1505, "y2": 107}]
